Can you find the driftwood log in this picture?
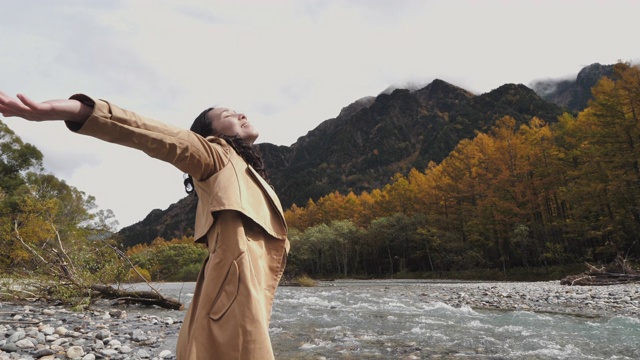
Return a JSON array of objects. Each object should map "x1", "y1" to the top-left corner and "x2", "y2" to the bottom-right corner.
[
  {"x1": 12, "y1": 220, "x2": 184, "y2": 310},
  {"x1": 561, "y1": 272, "x2": 640, "y2": 286},
  {"x1": 91, "y1": 285, "x2": 184, "y2": 310},
  {"x1": 561, "y1": 255, "x2": 639, "y2": 286}
]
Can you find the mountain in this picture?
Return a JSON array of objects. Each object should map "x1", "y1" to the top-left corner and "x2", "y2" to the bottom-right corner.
[
  {"x1": 265, "y1": 79, "x2": 562, "y2": 207},
  {"x1": 530, "y1": 63, "x2": 614, "y2": 113},
  {"x1": 117, "y1": 64, "x2": 609, "y2": 248}
]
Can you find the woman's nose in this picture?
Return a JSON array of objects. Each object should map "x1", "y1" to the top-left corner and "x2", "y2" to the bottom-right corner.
[{"x1": 238, "y1": 113, "x2": 246, "y2": 120}]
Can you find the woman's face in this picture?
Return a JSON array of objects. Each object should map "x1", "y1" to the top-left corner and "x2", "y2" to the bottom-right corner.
[{"x1": 208, "y1": 107, "x2": 259, "y2": 144}]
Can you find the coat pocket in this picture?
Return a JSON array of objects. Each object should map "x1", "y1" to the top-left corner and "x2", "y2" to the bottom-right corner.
[{"x1": 209, "y1": 251, "x2": 246, "y2": 321}]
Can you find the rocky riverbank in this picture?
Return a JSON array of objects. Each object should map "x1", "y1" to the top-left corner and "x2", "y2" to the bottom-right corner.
[
  {"x1": 0, "y1": 304, "x2": 181, "y2": 360},
  {"x1": 412, "y1": 280, "x2": 640, "y2": 318},
  {"x1": 1, "y1": 280, "x2": 639, "y2": 359}
]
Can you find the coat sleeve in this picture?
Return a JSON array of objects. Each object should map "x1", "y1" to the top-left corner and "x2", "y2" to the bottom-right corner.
[{"x1": 65, "y1": 94, "x2": 228, "y2": 181}]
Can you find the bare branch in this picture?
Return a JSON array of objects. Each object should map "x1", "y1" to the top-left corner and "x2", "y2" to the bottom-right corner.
[
  {"x1": 13, "y1": 220, "x2": 51, "y2": 267},
  {"x1": 50, "y1": 221, "x2": 77, "y2": 276},
  {"x1": 95, "y1": 238, "x2": 163, "y2": 298}
]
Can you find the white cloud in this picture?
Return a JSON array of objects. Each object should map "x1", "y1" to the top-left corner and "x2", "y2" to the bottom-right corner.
[{"x1": 1, "y1": 0, "x2": 638, "y2": 229}]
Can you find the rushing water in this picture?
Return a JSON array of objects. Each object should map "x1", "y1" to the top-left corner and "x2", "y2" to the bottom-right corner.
[{"x1": 124, "y1": 280, "x2": 640, "y2": 359}]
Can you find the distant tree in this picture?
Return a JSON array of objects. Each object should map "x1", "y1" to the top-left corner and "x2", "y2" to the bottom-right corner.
[{"x1": 563, "y1": 62, "x2": 640, "y2": 259}]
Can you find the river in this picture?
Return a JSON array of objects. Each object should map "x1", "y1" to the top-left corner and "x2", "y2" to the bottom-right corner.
[{"x1": 121, "y1": 280, "x2": 640, "y2": 359}]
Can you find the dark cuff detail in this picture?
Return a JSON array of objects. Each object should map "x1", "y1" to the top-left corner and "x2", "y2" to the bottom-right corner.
[{"x1": 65, "y1": 94, "x2": 96, "y2": 132}]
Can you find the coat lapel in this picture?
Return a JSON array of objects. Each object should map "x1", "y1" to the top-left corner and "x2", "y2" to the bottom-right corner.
[{"x1": 246, "y1": 165, "x2": 288, "y2": 231}]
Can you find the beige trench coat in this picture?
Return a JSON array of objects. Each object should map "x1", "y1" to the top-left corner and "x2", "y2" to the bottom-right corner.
[{"x1": 67, "y1": 95, "x2": 289, "y2": 359}]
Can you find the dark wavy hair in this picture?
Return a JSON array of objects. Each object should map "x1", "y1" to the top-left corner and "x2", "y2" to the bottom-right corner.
[{"x1": 183, "y1": 108, "x2": 267, "y2": 195}]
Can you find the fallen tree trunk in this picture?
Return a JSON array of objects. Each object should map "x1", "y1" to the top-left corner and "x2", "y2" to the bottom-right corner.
[
  {"x1": 90, "y1": 284, "x2": 184, "y2": 310},
  {"x1": 561, "y1": 255, "x2": 639, "y2": 286},
  {"x1": 12, "y1": 221, "x2": 184, "y2": 310},
  {"x1": 561, "y1": 272, "x2": 640, "y2": 286}
]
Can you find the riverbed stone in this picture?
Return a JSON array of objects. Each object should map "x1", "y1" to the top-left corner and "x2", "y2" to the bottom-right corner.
[
  {"x1": 107, "y1": 339, "x2": 121, "y2": 348},
  {"x1": 7, "y1": 331, "x2": 25, "y2": 344},
  {"x1": 131, "y1": 329, "x2": 148, "y2": 342},
  {"x1": 66, "y1": 346, "x2": 84, "y2": 359},
  {"x1": 51, "y1": 338, "x2": 69, "y2": 347},
  {"x1": 99, "y1": 349, "x2": 118, "y2": 357},
  {"x1": 158, "y1": 350, "x2": 172, "y2": 358},
  {"x1": 136, "y1": 349, "x2": 150, "y2": 358},
  {"x1": 32, "y1": 348, "x2": 55, "y2": 358},
  {"x1": 54, "y1": 327, "x2": 67, "y2": 336},
  {"x1": 14, "y1": 339, "x2": 35, "y2": 349},
  {"x1": 1, "y1": 343, "x2": 17, "y2": 353},
  {"x1": 94, "y1": 329, "x2": 110, "y2": 341}
]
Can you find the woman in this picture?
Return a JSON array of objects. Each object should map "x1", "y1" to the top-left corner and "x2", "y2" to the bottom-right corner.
[{"x1": 0, "y1": 92, "x2": 289, "y2": 359}]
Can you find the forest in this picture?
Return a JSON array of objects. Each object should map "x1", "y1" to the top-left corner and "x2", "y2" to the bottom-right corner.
[
  {"x1": 1, "y1": 63, "x2": 638, "y2": 294},
  {"x1": 284, "y1": 63, "x2": 640, "y2": 279}
]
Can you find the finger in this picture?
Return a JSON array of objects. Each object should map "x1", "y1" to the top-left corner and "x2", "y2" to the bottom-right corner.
[
  {"x1": 0, "y1": 93, "x2": 41, "y2": 120},
  {"x1": 16, "y1": 93, "x2": 44, "y2": 110},
  {"x1": 0, "y1": 93, "x2": 21, "y2": 115},
  {"x1": 0, "y1": 92, "x2": 28, "y2": 110},
  {"x1": 0, "y1": 91, "x2": 15, "y2": 106}
]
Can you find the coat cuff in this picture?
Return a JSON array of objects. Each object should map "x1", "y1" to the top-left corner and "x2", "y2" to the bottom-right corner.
[{"x1": 65, "y1": 94, "x2": 111, "y2": 133}]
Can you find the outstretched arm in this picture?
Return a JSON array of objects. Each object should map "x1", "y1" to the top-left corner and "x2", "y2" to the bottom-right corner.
[
  {"x1": 2, "y1": 91, "x2": 226, "y2": 181},
  {"x1": 0, "y1": 92, "x2": 92, "y2": 124}
]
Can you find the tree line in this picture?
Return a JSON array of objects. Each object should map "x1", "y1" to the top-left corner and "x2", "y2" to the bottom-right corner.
[{"x1": 284, "y1": 62, "x2": 640, "y2": 279}]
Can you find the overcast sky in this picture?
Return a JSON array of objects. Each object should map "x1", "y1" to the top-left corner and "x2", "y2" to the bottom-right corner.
[{"x1": 1, "y1": 0, "x2": 638, "y2": 230}]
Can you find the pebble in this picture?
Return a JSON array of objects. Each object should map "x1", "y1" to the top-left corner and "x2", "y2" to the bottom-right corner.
[{"x1": 0, "y1": 305, "x2": 180, "y2": 360}]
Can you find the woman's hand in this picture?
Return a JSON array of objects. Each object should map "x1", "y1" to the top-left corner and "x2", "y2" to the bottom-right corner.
[{"x1": 0, "y1": 92, "x2": 91, "y2": 124}]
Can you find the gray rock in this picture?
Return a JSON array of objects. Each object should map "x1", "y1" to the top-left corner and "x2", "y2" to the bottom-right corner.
[
  {"x1": 49, "y1": 344, "x2": 65, "y2": 352},
  {"x1": 99, "y1": 349, "x2": 119, "y2": 357},
  {"x1": 54, "y1": 326, "x2": 68, "y2": 336},
  {"x1": 81, "y1": 355, "x2": 96, "y2": 360},
  {"x1": 1, "y1": 342, "x2": 18, "y2": 352},
  {"x1": 158, "y1": 350, "x2": 173, "y2": 358},
  {"x1": 136, "y1": 349, "x2": 151, "y2": 358},
  {"x1": 71, "y1": 338, "x2": 86, "y2": 346},
  {"x1": 51, "y1": 337, "x2": 69, "y2": 346},
  {"x1": 12, "y1": 354, "x2": 34, "y2": 360},
  {"x1": 67, "y1": 331, "x2": 82, "y2": 338},
  {"x1": 131, "y1": 329, "x2": 148, "y2": 342},
  {"x1": 14, "y1": 338, "x2": 35, "y2": 349},
  {"x1": 67, "y1": 345, "x2": 85, "y2": 359},
  {"x1": 40, "y1": 326, "x2": 55, "y2": 336},
  {"x1": 107, "y1": 339, "x2": 122, "y2": 348},
  {"x1": 119, "y1": 345, "x2": 133, "y2": 354},
  {"x1": 33, "y1": 348, "x2": 55, "y2": 358},
  {"x1": 95, "y1": 329, "x2": 111, "y2": 340},
  {"x1": 109, "y1": 310, "x2": 127, "y2": 319},
  {"x1": 7, "y1": 331, "x2": 25, "y2": 343},
  {"x1": 41, "y1": 309, "x2": 55, "y2": 316}
]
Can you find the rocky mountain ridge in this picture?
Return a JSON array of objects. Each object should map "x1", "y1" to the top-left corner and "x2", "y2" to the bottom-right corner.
[{"x1": 116, "y1": 63, "x2": 613, "y2": 248}]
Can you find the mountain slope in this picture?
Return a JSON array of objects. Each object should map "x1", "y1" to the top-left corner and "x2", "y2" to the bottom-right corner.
[
  {"x1": 118, "y1": 65, "x2": 609, "y2": 247},
  {"x1": 530, "y1": 63, "x2": 614, "y2": 113}
]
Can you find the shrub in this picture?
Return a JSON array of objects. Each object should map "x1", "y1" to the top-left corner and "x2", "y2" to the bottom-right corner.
[{"x1": 293, "y1": 275, "x2": 317, "y2": 287}]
